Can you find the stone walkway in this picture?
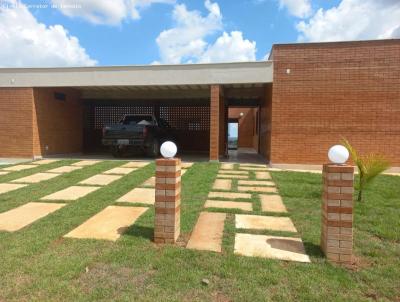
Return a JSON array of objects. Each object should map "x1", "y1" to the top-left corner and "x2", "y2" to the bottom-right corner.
[
  {"x1": 1, "y1": 160, "x2": 310, "y2": 262},
  {"x1": 187, "y1": 163, "x2": 310, "y2": 262},
  {"x1": 0, "y1": 161, "x2": 94, "y2": 196},
  {"x1": 0, "y1": 160, "x2": 152, "y2": 234}
]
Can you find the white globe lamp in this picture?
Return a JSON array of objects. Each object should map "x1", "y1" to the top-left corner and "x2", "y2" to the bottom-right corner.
[
  {"x1": 160, "y1": 141, "x2": 177, "y2": 159},
  {"x1": 328, "y1": 145, "x2": 349, "y2": 164}
]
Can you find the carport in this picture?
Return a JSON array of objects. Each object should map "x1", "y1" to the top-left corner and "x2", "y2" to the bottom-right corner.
[{"x1": 0, "y1": 62, "x2": 273, "y2": 161}]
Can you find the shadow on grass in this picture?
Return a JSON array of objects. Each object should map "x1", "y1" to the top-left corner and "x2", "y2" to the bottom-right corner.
[
  {"x1": 303, "y1": 241, "x2": 324, "y2": 258},
  {"x1": 124, "y1": 225, "x2": 154, "y2": 241}
]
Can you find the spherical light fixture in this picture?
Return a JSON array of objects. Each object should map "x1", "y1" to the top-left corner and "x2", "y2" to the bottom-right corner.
[
  {"x1": 160, "y1": 141, "x2": 177, "y2": 158},
  {"x1": 328, "y1": 145, "x2": 349, "y2": 164}
]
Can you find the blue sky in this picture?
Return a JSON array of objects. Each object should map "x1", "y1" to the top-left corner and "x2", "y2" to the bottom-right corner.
[{"x1": 0, "y1": 0, "x2": 399, "y2": 67}]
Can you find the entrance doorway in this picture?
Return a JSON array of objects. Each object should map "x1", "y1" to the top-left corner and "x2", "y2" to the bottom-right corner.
[
  {"x1": 228, "y1": 119, "x2": 239, "y2": 150},
  {"x1": 227, "y1": 107, "x2": 260, "y2": 153}
]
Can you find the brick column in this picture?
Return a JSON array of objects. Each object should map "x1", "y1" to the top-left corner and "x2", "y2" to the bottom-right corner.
[
  {"x1": 210, "y1": 85, "x2": 221, "y2": 161},
  {"x1": 321, "y1": 164, "x2": 354, "y2": 265},
  {"x1": 154, "y1": 158, "x2": 181, "y2": 244}
]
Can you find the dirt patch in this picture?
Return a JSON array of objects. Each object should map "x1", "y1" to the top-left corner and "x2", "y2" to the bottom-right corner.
[
  {"x1": 346, "y1": 255, "x2": 374, "y2": 271},
  {"x1": 212, "y1": 292, "x2": 232, "y2": 302},
  {"x1": 77, "y1": 263, "x2": 155, "y2": 294}
]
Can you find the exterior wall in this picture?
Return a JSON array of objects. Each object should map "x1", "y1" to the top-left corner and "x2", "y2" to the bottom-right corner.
[
  {"x1": 219, "y1": 93, "x2": 226, "y2": 156},
  {"x1": 271, "y1": 40, "x2": 400, "y2": 165},
  {"x1": 0, "y1": 88, "x2": 34, "y2": 157},
  {"x1": 259, "y1": 84, "x2": 272, "y2": 161},
  {"x1": 33, "y1": 88, "x2": 83, "y2": 156},
  {"x1": 210, "y1": 85, "x2": 221, "y2": 160},
  {"x1": 229, "y1": 108, "x2": 259, "y2": 150}
]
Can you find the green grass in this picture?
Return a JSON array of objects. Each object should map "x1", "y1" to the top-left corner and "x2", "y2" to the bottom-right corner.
[{"x1": 0, "y1": 162, "x2": 399, "y2": 301}]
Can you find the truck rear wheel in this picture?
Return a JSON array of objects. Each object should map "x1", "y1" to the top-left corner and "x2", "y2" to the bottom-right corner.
[
  {"x1": 111, "y1": 146, "x2": 123, "y2": 158},
  {"x1": 146, "y1": 140, "x2": 159, "y2": 158}
]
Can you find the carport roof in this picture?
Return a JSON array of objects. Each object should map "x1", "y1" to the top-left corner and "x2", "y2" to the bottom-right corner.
[{"x1": 0, "y1": 61, "x2": 273, "y2": 88}]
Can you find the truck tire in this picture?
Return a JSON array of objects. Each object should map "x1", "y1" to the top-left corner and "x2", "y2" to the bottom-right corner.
[
  {"x1": 111, "y1": 146, "x2": 123, "y2": 158},
  {"x1": 146, "y1": 139, "x2": 159, "y2": 158}
]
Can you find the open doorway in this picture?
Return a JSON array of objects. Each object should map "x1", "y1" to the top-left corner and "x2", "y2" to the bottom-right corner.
[
  {"x1": 228, "y1": 118, "x2": 239, "y2": 150},
  {"x1": 228, "y1": 107, "x2": 260, "y2": 153}
]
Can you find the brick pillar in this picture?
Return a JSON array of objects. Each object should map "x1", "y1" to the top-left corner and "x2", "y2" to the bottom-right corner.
[
  {"x1": 210, "y1": 85, "x2": 221, "y2": 161},
  {"x1": 154, "y1": 158, "x2": 181, "y2": 244},
  {"x1": 321, "y1": 164, "x2": 354, "y2": 265}
]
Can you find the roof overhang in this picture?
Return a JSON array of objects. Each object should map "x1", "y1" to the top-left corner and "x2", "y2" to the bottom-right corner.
[{"x1": 0, "y1": 61, "x2": 273, "y2": 88}]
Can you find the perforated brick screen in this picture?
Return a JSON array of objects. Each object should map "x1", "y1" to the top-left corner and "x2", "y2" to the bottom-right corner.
[{"x1": 83, "y1": 102, "x2": 210, "y2": 153}]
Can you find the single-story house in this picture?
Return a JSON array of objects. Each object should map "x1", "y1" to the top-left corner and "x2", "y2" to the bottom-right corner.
[{"x1": 0, "y1": 39, "x2": 399, "y2": 165}]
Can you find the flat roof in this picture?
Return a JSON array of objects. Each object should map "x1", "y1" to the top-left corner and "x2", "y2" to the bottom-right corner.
[{"x1": 0, "y1": 61, "x2": 273, "y2": 88}]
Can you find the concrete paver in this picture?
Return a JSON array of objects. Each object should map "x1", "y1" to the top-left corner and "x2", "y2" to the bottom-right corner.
[
  {"x1": 208, "y1": 191, "x2": 251, "y2": 200},
  {"x1": 117, "y1": 188, "x2": 155, "y2": 205},
  {"x1": 186, "y1": 212, "x2": 226, "y2": 253},
  {"x1": 11, "y1": 172, "x2": 60, "y2": 184},
  {"x1": 0, "y1": 183, "x2": 27, "y2": 194},
  {"x1": 260, "y1": 194, "x2": 287, "y2": 213},
  {"x1": 234, "y1": 233, "x2": 310, "y2": 262},
  {"x1": 41, "y1": 186, "x2": 100, "y2": 201},
  {"x1": 235, "y1": 214, "x2": 297, "y2": 232},
  {"x1": 204, "y1": 200, "x2": 252, "y2": 211},
  {"x1": 64, "y1": 206, "x2": 148, "y2": 241},
  {"x1": 103, "y1": 167, "x2": 136, "y2": 175},
  {"x1": 212, "y1": 179, "x2": 232, "y2": 191},
  {"x1": 79, "y1": 174, "x2": 122, "y2": 186},
  {"x1": 238, "y1": 186, "x2": 278, "y2": 193},
  {"x1": 0, "y1": 202, "x2": 66, "y2": 232},
  {"x1": 47, "y1": 166, "x2": 82, "y2": 174},
  {"x1": 3, "y1": 165, "x2": 37, "y2": 172}
]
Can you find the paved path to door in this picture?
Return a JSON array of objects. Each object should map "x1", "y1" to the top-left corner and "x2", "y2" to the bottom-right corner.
[{"x1": 186, "y1": 163, "x2": 310, "y2": 263}]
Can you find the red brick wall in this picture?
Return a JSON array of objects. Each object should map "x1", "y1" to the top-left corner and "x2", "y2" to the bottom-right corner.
[
  {"x1": 0, "y1": 88, "x2": 34, "y2": 157},
  {"x1": 259, "y1": 84, "x2": 272, "y2": 161},
  {"x1": 210, "y1": 85, "x2": 221, "y2": 160},
  {"x1": 33, "y1": 88, "x2": 83, "y2": 156},
  {"x1": 271, "y1": 40, "x2": 400, "y2": 165}
]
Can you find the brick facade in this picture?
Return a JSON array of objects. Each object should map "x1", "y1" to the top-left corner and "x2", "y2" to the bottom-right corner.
[
  {"x1": 0, "y1": 87, "x2": 83, "y2": 158},
  {"x1": 210, "y1": 85, "x2": 222, "y2": 160},
  {"x1": 0, "y1": 88, "x2": 34, "y2": 157},
  {"x1": 270, "y1": 40, "x2": 400, "y2": 165},
  {"x1": 33, "y1": 88, "x2": 83, "y2": 157},
  {"x1": 1, "y1": 40, "x2": 399, "y2": 164},
  {"x1": 259, "y1": 84, "x2": 272, "y2": 161}
]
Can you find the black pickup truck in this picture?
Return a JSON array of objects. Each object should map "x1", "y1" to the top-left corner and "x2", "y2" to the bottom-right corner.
[{"x1": 102, "y1": 115, "x2": 176, "y2": 157}]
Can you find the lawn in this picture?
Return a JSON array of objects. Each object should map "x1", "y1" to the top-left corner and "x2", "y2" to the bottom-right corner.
[{"x1": 0, "y1": 160, "x2": 399, "y2": 301}]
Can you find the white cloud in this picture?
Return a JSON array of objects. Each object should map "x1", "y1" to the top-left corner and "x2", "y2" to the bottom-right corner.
[
  {"x1": 278, "y1": 0, "x2": 312, "y2": 18},
  {"x1": 155, "y1": 1, "x2": 257, "y2": 64},
  {"x1": 296, "y1": 0, "x2": 400, "y2": 42},
  {"x1": 199, "y1": 31, "x2": 256, "y2": 63},
  {"x1": 51, "y1": 0, "x2": 175, "y2": 25},
  {"x1": 0, "y1": 0, "x2": 96, "y2": 67},
  {"x1": 155, "y1": 0, "x2": 222, "y2": 64}
]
